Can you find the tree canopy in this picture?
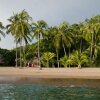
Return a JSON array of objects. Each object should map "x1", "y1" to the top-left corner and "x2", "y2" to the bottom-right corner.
[{"x1": 0, "y1": 10, "x2": 100, "y2": 67}]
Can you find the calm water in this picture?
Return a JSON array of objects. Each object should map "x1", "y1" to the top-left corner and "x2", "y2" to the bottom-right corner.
[{"x1": 0, "y1": 84, "x2": 100, "y2": 100}]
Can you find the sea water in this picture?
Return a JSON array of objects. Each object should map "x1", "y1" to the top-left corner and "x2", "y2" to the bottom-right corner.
[{"x1": 0, "y1": 84, "x2": 100, "y2": 100}]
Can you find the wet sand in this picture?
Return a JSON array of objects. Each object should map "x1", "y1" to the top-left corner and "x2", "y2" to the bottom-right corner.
[{"x1": 0, "y1": 77, "x2": 100, "y2": 87}]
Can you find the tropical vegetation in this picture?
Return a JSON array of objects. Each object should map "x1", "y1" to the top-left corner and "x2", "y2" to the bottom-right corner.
[{"x1": 0, "y1": 10, "x2": 100, "y2": 68}]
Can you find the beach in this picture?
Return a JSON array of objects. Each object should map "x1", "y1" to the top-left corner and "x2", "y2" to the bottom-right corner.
[
  {"x1": 0, "y1": 67, "x2": 100, "y2": 86},
  {"x1": 0, "y1": 67, "x2": 100, "y2": 99},
  {"x1": 0, "y1": 67, "x2": 100, "y2": 79}
]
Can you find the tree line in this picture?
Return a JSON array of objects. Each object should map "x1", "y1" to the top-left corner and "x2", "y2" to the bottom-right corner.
[{"x1": 0, "y1": 10, "x2": 100, "y2": 68}]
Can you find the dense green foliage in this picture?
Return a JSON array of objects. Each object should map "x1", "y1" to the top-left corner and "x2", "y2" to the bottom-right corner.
[
  {"x1": 6, "y1": 10, "x2": 32, "y2": 67},
  {"x1": 0, "y1": 10, "x2": 100, "y2": 67},
  {"x1": 41, "y1": 52, "x2": 55, "y2": 67},
  {"x1": 0, "y1": 48, "x2": 15, "y2": 66}
]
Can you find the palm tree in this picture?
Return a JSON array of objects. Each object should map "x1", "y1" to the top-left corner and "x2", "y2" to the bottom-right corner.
[
  {"x1": 71, "y1": 23, "x2": 86, "y2": 55},
  {"x1": 47, "y1": 23, "x2": 73, "y2": 68},
  {"x1": 32, "y1": 20, "x2": 48, "y2": 69},
  {"x1": 16, "y1": 10, "x2": 32, "y2": 67},
  {"x1": 0, "y1": 22, "x2": 5, "y2": 40},
  {"x1": 41, "y1": 52, "x2": 55, "y2": 67},
  {"x1": 78, "y1": 23, "x2": 86, "y2": 54},
  {"x1": 60, "y1": 55, "x2": 73, "y2": 68},
  {"x1": 21, "y1": 50, "x2": 31, "y2": 67},
  {"x1": 60, "y1": 55, "x2": 68, "y2": 68},
  {"x1": 85, "y1": 16, "x2": 100, "y2": 65},
  {"x1": 7, "y1": 10, "x2": 32, "y2": 67},
  {"x1": 56, "y1": 22, "x2": 73, "y2": 56},
  {"x1": 71, "y1": 51, "x2": 89, "y2": 68},
  {"x1": 6, "y1": 14, "x2": 19, "y2": 67},
  {"x1": 48, "y1": 27, "x2": 60, "y2": 68}
]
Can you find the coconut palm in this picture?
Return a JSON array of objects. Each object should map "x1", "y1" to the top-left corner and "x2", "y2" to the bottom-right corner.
[
  {"x1": 46, "y1": 23, "x2": 73, "y2": 68},
  {"x1": 60, "y1": 55, "x2": 73, "y2": 68},
  {"x1": 32, "y1": 20, "x2": 48, "y2": 69},
  {"x1": 85, "y1": 16, "x2": 100, "y2": 65},
  {"x1": 56, "y1": 22, "x2": 73, "y2": 56},
  {"x1": 21, "y1": 50, "x2": 31, "y2": 67},
  {"x1": 43, "y1": 23, "x2": 72, "y2": 68},
  {"x1": 7, "y1": 10, "x2": 32, "y2": 67},
  {"x1": 60, "y1": 56, "x2": 69, "y2": 68},
  {"x1": 48, "y1": 27, "x2": 60, "y2": 68},
  {"x1": 77, "y1": 23, "x2": 86, "y2": 54},
  {"x1": 71, "y1": 51, "x2": 89, "y2": 68},
  {"x1": 6, "y1": 14, "x2": 19, "y2": 67},
  {"x1": 41, "y1": 52, "x2": 55, "y2": 67},
  {"x1": 71, "y1": 23, "x2": 86, "y2": 55},
  {"x1": 16, "y1": 10, "x2": 32, "y2": 67}
]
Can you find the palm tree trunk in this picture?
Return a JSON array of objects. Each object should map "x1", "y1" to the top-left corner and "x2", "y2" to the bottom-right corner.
[
  {"x1": 56, "y1": 49, "x2": 59, "y2": 68},
  {"x1": 23, "y1": 41, "x2": 26, "y2": 67},
  {"x1": 15, "y1": 41, "x2": 18, "y2": 67},
  {"x1": 20, "y1": 36, "x2": 22, "y2": 67},
  {"x1": 38, "y1": 34, "x2": 41, "y2": 70},
  {"x1": 78, "y1": 64, "x2": 81, "y2": 69},
  {"x1": 68, "y1": 48, "x2": 70, "y2": 68},
  {"x1": 94, "y1": 41, "x2": 97, "y2": 65},
  {"x1": 90, "y1": 32, "x2": 93, "y2": 64},
  {"x1": 47, "y1": 60, "x2": 49, "y2": 67},
  {"x1": 62, "y1": 41, "x2": 67, "y2": 56},
  {"x1": 80, "y1": 39, "x2": 82, "y2": 54}
]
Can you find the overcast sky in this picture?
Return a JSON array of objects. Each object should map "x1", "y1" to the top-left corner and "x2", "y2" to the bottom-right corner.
[{"x1": 0, "y1": 0, "x2": 100, "y2": 50}]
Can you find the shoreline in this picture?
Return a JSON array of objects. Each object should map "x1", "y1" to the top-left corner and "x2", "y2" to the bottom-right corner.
[
  {"x1": 0, "y1": 77, "x2": 100, "y2": 87},
  {"x1": 0, "y1": 67, "x2": 100, "y2": 86}
]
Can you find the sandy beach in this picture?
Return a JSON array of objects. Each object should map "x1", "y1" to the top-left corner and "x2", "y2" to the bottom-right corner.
[{"x1": 0, "y1": 67, "x2": 100, "y2": 79}]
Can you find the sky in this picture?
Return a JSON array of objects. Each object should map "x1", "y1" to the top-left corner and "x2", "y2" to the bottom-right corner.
[{"x1": 0, "y1": 0, "x2": 100, "y2": 50}]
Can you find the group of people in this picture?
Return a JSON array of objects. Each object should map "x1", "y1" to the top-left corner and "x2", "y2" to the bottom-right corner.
[{"x1": 27, "y1": 62, "x2": 37, "y2": 67}]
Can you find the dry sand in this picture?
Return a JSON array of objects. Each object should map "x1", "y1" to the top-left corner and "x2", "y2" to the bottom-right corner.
[{"x1": 0, "y1": 67, "x2": 100, "y2": 79}]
